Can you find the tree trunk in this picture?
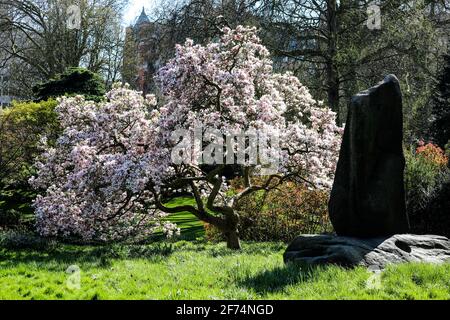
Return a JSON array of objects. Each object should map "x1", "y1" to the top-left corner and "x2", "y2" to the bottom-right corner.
[
  {"x1": 326, "y1": 60, "x2": 340, "y2": 123},
  {"x1": 225, "y1": 228, "x2": 241, "y2": 250},
  {"x1": 223, "y1": 208, "x2": 241, "y2": 249},
  {"x1": 326, "y1": 0, "x2": 341, "y2": 125}
]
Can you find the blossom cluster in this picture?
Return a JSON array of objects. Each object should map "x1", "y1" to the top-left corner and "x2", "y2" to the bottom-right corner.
[
  {"x1": 156, "y1": 26, "x2": 343, "y2": 188},
  {"x1": 30, "y1": 86, "x2": 177, "y2": 241}
]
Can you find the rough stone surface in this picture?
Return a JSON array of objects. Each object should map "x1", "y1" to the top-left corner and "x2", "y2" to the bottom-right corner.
[
  {"x1": 284, "y1": 234, "x2": 450, "y2": 269},
  {"x1": 329, "y1": 74, "x2": 410, "y2": 237}
]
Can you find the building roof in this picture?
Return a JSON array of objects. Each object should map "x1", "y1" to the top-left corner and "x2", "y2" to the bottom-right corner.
[{"x1": 135, "y1": 7, "x2": 150, "y2": 27}]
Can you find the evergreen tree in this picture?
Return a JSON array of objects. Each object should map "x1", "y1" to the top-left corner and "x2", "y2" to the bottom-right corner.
[{"x1": 33, "y1": 68, "x2": 105, "y2": 102}]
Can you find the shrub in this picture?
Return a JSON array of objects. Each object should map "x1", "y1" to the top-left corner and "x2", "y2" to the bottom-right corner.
[
  {"x1": 415, "y1": 142, "x2": 449, "y2": 167},
  {"x1": 206, "y1": 181, "x2": 333, "y2": 243},
  {"x1": 32, "y1": 67, "x2": 105, "y2": 102},
  {"x1": 0, "y1": 99, "x2": 59, "y2": 229},
  {"x1": 404, "y1": 142, "x2": 449, "y2": 235}
]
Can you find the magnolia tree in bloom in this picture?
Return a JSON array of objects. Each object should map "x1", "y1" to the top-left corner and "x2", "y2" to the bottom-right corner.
[{"x1": 32, "y1": 26, "x2": 342, "y2": 248}]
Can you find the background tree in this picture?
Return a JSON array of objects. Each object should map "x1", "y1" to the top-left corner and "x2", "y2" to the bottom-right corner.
[
  {"x1": 32, "y1": 67, "x2": 106, "y2": 102},
  {"x1": 429, "y1": 53, "x2": 450, "y2": 148},
  {"x1": 142, "y1": 0, "x2": 448, "y2": 134},
  {"x1": 0, "y1": 0, "x2": 127, "y2": 98},
  {"x1": 101, "y1": 19, "x2": 125, "y2": 89},
  {"x1": 256, "y1": 0, "x2": 448, "y2": 126}
]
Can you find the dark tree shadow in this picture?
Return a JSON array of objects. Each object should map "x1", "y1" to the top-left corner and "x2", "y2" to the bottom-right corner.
[
  {"x1": 237, "y1": 263, "x2": 322, "y2": 294},
  {"x1": 0, "y1": 237, "x2": 176, "y2": 271}
]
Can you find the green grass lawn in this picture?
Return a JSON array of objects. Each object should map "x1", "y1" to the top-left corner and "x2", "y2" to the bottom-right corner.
[
  {"x1": 0, "y1": 197, "x2": 449, "y2": 300},
  {"x1": 0, "y1": 239, "x2": 449, "y2": 300}
]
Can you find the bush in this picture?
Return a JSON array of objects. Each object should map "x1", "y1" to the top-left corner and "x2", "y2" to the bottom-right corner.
[
  {"x1": 0, "y1": 99, "x2": 59, "y2": 229},
  {"x1": 415, "y1": 142, "x2": 449, "y2": 167},
  {"x1": 405, "y1": 142, "x2": 450, "y2": 235},
  {"x1": 32, "y1": 67, "x2": 105, "y2": 102},
  {"x1": 206, "y1": 181, "x2": 333, "y2": 243}
]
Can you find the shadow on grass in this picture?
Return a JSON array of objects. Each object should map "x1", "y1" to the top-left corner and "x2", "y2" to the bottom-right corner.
[
  {"x1": 238, "y1": 262, "x2": 322, "y2": 294},
  {"x1": 205, "y1": 241, "x2": 287, "y2": 258},
  {"x1": 0, "y1": 236, "x2": 177, "y2": 270}
]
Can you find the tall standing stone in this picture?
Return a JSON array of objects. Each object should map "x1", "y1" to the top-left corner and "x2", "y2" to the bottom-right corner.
[{"x1": 329, "y1": 74, "x2": 410, "y2": 237}]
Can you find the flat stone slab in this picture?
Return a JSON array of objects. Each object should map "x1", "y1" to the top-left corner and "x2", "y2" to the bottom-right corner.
[{"x1": 284, "y1": 234, "x2": 450, "y2": 269}]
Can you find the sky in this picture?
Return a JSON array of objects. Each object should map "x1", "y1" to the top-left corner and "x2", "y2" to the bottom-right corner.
[{"x1": 123, "y1": 0, "x2": 155, "y2": 25}]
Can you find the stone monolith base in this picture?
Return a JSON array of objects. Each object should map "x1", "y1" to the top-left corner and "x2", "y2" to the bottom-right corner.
[{"x1": 284, "y1": 234, "x2": 450, "y2": 269}]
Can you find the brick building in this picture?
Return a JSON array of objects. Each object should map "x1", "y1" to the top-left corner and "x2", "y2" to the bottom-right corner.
[{"x1": 122, "y1": 8, "x2": 163, "y2": 95}]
